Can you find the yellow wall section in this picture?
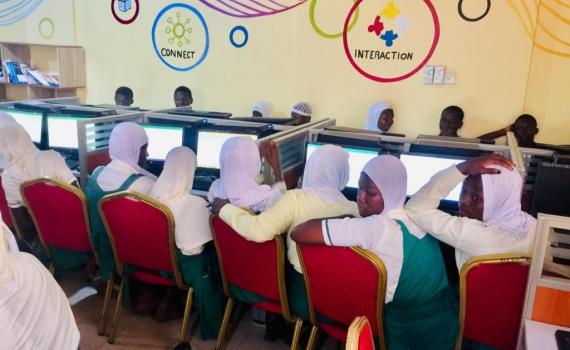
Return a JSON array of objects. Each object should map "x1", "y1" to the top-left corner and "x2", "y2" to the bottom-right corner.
[{"x1": 0, "y1": 1, "x2": 567, "y2": 143}]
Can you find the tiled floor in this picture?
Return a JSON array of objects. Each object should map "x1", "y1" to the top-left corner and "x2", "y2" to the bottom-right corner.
[{"x1": 60, "y1": 272, "x2": 336, "y2": 350}]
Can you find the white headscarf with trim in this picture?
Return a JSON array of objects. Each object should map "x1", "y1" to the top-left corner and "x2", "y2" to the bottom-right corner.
[
  {"x1": 0, "y1": 112, "x2": 17, "y2": 170},
  {"x1": 365, "y1": 101, "x2": 391, "y2": 132},
  {"x1": 149, "y1": 147, "x2": 212, "y2": 254},
  {"x1": 302, "y1": 144, "x2": 350, "y2": 201},
  {"x1": 213, "y1": 136, "x2": 277, "y2": 208},
  {"x1": 363, "y1": 155, "x2": 425, "y2": 237},
  {"x1": 482, "y1": 166, "x2": 536, "y2": 239},
  {"x1": 108, "y1": 122, "x2": 156, "y2": 179}
]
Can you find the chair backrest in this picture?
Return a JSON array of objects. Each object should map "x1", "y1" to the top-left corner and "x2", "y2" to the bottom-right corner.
[
  {"x1": 0, "y1": 180, "x2": 14, "y2": 228},
  {"x1": 210, "y1": 216, "x2": 284, "y2": 304},
  {"x1": 346, "y1": 316, "x2": 376, "y2": 350},
  {"x1": 21, "y1": 178, "x2": 92, "y2": 253},
  {"x1": 99, "y1": 192, "x2": 184, "y2": 287},
  {"x1": 298, "y1": 244, "x2": 387, "y2": 341},
  {"x1": 457, "y1": 254, "x2": 530, "y2": 350}
]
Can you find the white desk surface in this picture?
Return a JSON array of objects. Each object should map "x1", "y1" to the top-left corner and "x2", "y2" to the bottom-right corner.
[{"x1": 525, "y1": 319, "x2": 570, "y2": 350}]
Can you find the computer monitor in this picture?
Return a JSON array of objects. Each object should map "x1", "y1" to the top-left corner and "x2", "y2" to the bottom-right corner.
[
  {"x1": 2, "y1": 109, "x2": 44, "y2": 144},
  {"x1": 305, "y1": 143, "x2": 378, "y2": 189},
  {"x1": 141, "y1": 124, "x2": 185, "y2": 161},
  {"x1": 400, "y1": 154, "x2": 465, "y2": 201},
  {"x1": 47, "y1": 115, "x2": 88, "y2": 149},
  {"x1": 196, "y1": 130, "x2": 257, "y2": 169},
  {"x1": 532, "y1": 162, "x2": 570, "y2": 217}
]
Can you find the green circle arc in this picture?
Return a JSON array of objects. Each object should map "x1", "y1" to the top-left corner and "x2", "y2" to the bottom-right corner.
[
  {"x1": 309, "y1": 0, "x2": 359, "y2": 39},
  {"x1": 38, "y1": 17, "x2": 54, "y2": 39}
]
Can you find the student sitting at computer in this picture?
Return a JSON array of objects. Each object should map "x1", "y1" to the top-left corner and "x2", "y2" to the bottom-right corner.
[
  {"x1": 0, "y1": 124, "x2": 77, "y2": 260},
  {"x1": 477, "y1": 114, "x2": 542, "y2": 148},
  {"x1": 85, "y1": 122, "x2": 157, "y2": 282},
  {"x1": 211, "y1": 144, "x2": 359, "y2": 321},
  {"x1": 405, "y1": 154, "x2": 536, "y2": 271},
  {"x1": 365, "y1": 101, "x2": 394, "y2": 133},
  {"x1": 0, "y1": 111, "x2": 16, "y2": 171},
  {"x1": 174, "y1": 86, "x2": 193, "y2": 108},
  {"x1": 439, "y1": 105, "x2": 464, "y2": 137},
  {"x1": 148, "y1": 146, "x2": 224, "y2": 336},
  {"x1": 208, "y1": 137, "x2": 286, "y2": 213},
  {"x1": 290, "y1": 155, "x2": 458, "y2": 350},
  {"x1": 252, "y1": 101, "x2": 272, "y2": 118},
  {"x1": 291, "y1": 102, "x2": 312, "y2": 125},
  {"x1": 114, "y1": 86, "x2": 134, "y2": 107},
  {"x1": 0, "y1": 213, "x2": 80, "y2": 350}
]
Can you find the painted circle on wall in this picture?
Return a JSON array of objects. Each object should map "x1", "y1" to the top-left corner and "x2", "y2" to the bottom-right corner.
[
  {"x1": 229, "y1": 25, "x2": 248, "y2": 48},
  {"x1": 152, "y1": 3, "x2": 210, "y2": 72},
  {"x1": 309, "y1": 0, "x2": 360, "y2": 39},
  {"x1": 342, "y1": 0, "x2": 440, "y2": 83},
  {"x1": 38, "y1": 17, "x2": 54, "y2": 39},
  {"x1": 111, "y1": 0, "x2": 140, "y2": 25}
]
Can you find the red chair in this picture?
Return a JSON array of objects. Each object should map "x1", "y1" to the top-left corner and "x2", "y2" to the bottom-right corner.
[
  {"x1": 20, "y1": 178, "x2": 94, "y2": 273},
  {"x1": 99, "y1": 192, "x2": 193, "y2": 344},
  {"x1": 346, "y1": 316, "x2": 375, "y2": 350},
  {"x1": 0, "y1": 179, "x2": 14, "y2": 229},
  {"x1": 456, "y1": 254, "x2": 530, "y2": 350},
  {"x1": 210, "y1": 216, "x2": 303, "y2": 350},
  {"x1": 297, "y1": 244, "x2": 387, "y2": 350}
]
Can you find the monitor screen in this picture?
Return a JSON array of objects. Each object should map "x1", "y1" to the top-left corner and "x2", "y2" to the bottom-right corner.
[
  {"x1": 3, "y1": 110, "x2": 43, "y2": 143},
  {"x1": 47, "y1": 115, "x2": 88, "y2": 149},
  {"x1": 197, "y1": 131, "x2": 257, "y2": 169},
  {"x1": 400, "y1": 154, "x2": 465, "y2": 201},
  {"x1": 306, "y1": 143, "x2": 378, "y2": 189},
  {"x1": 142, "y1": 125, "x2": 184, "y2": 160}
]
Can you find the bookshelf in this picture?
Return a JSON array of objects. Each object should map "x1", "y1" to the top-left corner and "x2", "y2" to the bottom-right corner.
[{"x1": 0, "y1": 42, "x2": 85, "y2": 101}]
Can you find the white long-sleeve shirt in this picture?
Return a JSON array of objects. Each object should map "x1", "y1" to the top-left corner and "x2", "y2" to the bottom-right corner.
[{"x1": 405, "y1": 166, "x2": 536, "y2": 270}]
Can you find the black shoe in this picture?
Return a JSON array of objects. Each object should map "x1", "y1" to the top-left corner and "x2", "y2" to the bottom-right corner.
[{"x1": 172, "y1": 341, "x2": 192, "y2": 350}]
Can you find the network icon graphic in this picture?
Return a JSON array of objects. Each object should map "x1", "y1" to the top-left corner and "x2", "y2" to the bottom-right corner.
[{"x1": 165, "y1": 12, "x2": 192, "y2": 47}]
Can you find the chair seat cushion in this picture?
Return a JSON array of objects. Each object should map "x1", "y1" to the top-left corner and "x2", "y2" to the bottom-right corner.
[
  {"x1": 321, "y1": 323, "x2": 348, "y2": 341},
  {"x1": 253, "y1": 301, "x2": 283, "y2": 315}
]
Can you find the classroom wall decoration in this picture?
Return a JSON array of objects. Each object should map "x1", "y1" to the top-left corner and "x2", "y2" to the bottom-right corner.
[
  {"x1": 0, "y1": 1, "x2": 568, "y2": 144},
  {"x1": 343, "y1": 0, "x2": 439, "y2": 82},
  {"x1": 198, "y1": 0, "x2": 308, "y2": 18},
  {"x1": 111, "y1": 0, "x2": 140, "y2": 25},
  {"x1": 0, "y1": 0, "x2": 44, "y2": 26},
  {"x1": 151, "y1": 3, "x2": 210, "y2": 71}
]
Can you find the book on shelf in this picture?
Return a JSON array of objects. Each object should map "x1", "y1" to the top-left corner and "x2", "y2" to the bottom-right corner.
[{"x1": 1, "y1": 60, "x2": 60, "y2": 87}]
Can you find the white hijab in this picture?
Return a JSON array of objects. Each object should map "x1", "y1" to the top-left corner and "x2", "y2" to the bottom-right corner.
[
  {"x1": 0, "y1": 212, "x2": 80, "y2": 349},
  {"x1": 0, "y1": 124, "x2": 40, "y2": 195},
  {"x1": 149, "y1": 147, "x2": 212, "y2": 254},
  {"x1": 213, "y1": 136, "x2": 276, "y2": 208},
  {"x1": 252, "y1": 101, "x2": 272, "y2": 118},
  {"x1": 365, "y1": 101, "x2": 391, "y2": 132},
  {"x1": 0, "y1": 112, "x2": 17, "y2": 170},
  {"x1": 482, "y1": 166, "x2": 536, "y2": 239},
  {"x1": 109, "y1": 122, "x2": 156, "y2": 179},
  {"x1": 302, "y1": 144, "x2": 350, "y2": 201},
  {"x1": 363, "y1": 155, "x2": 425, "y2": 237}
]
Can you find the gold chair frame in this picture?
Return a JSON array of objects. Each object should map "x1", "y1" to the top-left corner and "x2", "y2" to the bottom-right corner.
[
  {"x1": 455, "y1": 253, "x2": 530, "y2": 350},
  {"x1": 210, "y1": 215, "x2": 303, "y2": 350},
  {"x1": 297, "y1": 245, "x2": 387, "y2": 350},
  {"x1": 20, "y1": 178, "x2": 97, "y2": 275},
  {"x1": 346, "y1": 316, "x2": 374, "y2": 350},
  {"x1": 99, "y1": 191, "x2": 194, "y2": 344}
]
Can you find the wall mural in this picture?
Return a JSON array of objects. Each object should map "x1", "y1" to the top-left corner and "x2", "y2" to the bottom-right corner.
[
  {"x1": 0, "y1": 0, "x2": 44, "y2": 26},
  {"x1": 111, "y1": 0, "x2": 140, "y2": 25},
  {"x1": 197, "y1": 0, "x2": 307, "y2": 18},
  {"x1": 457, "y1": 0, "x2": 491, "y2": 22}
]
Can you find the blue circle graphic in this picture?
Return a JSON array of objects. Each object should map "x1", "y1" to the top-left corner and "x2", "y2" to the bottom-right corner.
[
  {"x1": 151, "y1": 3, "x2": 210, "y2": 72},
  {"x1": 229, "y1": 25, "x2": 248, "y2": 48}
]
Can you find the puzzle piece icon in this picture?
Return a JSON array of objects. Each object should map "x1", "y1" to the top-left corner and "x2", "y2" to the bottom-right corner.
[
  {"x1": 380, "y1": 30, "x2": 399, "y2": 47},
  {"x1": 367, "y1": 16, "x2": 385, "y2": 36},
  {"x1": 380, "y1": 1, "x2": 400, "y2": 19}
]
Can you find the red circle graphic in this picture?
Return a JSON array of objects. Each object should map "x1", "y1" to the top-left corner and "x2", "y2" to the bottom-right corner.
[
  {"x1": 111, "y1": 0, "x2": 140, "y2": 25},
  {"x1": 342, "y1": 0, "x2": 440, "y2": 83}
]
